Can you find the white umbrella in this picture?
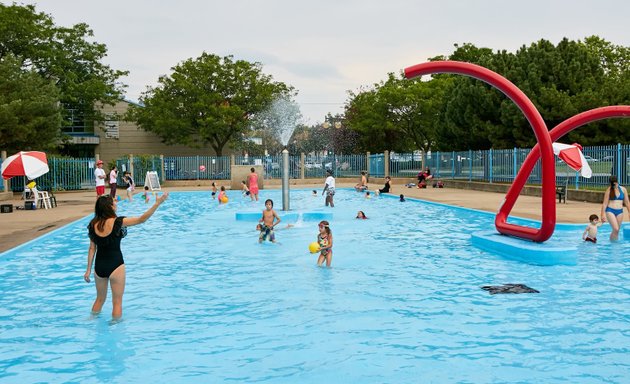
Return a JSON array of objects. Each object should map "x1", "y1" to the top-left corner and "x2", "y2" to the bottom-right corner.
[
  {"x1": 552, "y1": 142, "x2": 592, "y2": 178},
  {"x1": 1, "y1": 151, "x2": 50, "y2": 180}
]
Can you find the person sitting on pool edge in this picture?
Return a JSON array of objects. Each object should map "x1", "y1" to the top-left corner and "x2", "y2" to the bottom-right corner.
[
  {"x1": 355, "y1": 171, "x2": 368, "y2": 192},
  {"x1": 378, "y1": 176, "x2": 392, "y2": 195}
]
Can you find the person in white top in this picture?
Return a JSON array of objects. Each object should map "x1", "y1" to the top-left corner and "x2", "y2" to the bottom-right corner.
[
  {"x1": 94, "y1": 160, "x2": 106, "y2": 196},
  {"x1": 322, "y1": 169, "x2": 336, "y2": 207},
  {"x1": 109, "y1": 165, "x2": 118, "y2": 199}
]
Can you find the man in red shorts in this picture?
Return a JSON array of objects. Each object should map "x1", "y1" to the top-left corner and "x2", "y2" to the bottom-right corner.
[{"x1": 94, "y1": 160, "x2": 106, "y2": 196}]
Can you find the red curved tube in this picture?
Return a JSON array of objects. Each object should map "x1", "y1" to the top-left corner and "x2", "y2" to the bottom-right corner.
[
  {"x1": 501, "y1": 106, "x2": 630, "y2": 231},
  {"x1": 405, "y1": 61, "x2": 557, "y2": 242}
]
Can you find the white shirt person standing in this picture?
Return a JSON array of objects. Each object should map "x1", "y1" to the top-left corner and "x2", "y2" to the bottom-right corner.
[
  {"x1": 94, "y1": 160, "x2": 106, "y2": 197},
  {"x1": 322, "y1": 169, "x2": 336, "y2": 207}
]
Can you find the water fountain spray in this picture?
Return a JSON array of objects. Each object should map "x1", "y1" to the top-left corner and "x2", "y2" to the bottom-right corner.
[{"x1": 258, "y1": 97, "x2": 302, "y2": 210}]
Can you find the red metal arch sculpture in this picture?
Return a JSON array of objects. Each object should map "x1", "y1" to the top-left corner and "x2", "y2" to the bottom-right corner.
[
  {"x1": 405, "y1": 61, "x2": 556, "y2": 242},
  {"x1": 503, "y1": 106, "x2": 630, "y2": 236},
  {"x1": 404, "y1": 61, "x2": 630, "y2": 242}
]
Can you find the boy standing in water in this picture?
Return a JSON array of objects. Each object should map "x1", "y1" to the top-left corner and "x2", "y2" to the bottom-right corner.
[
  {"x1": 259, "y1": 199, "x2": 281, "y2": 243},
  {"x1": 582, "y1": 214, "x2": 602, "y2": 243}
]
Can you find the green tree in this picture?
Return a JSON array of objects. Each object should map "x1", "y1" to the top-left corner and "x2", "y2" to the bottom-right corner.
[
  {"x1": 0, "y1": 3, "x2": 128, "y2": 142},
  {"x1": 345, "y1": 83, "x2": 410, "y2": 152},
  {"x1": 439, "y1": 38, "x2": 630, "y2": 149},
  {"x1": 0, "y1": 54, "x2": 61, "y2": 152},
  {"x1": 345, "y1": 73, "x2": 451, "y2": 153},
  {"x1": 128, "y1": 53, "x2": 293, "y2": 156}
]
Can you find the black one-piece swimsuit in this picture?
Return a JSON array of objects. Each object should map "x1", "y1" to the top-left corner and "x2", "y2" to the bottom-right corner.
[{"x1": 88, "y1": 216, "x2": 127, "y2": 278}]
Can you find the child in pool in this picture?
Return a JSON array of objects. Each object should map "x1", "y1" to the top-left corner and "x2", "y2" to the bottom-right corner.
[
  {"x1": 316, "y1": 220, "x2": 333, "y2": 267},
  {"x1": 582, "y1": 214, "x2": 602, "y2": 243},
  {"x1": 258, "y1": 199, "x2": 281, "y2": 243},
  {"x1": 241, "y1": 180, "x2": 250, "y2": 197},
  {"x1": 143, "y1": 186, "x2": 150, "y2": 203},
  {"x1": 211, "y1": 182, "x2": 217, "y2": 199},
  {"x1": 312, "y1": 190, "x2": 317, "y2": 197},
  {"x1": 399, "y1": 194, "x2": 406, "y2": 202},
  {"x1": 365, "y1": 191, "x2": 371, "y2": 199},
  {"x1": 356, "y1": 211, "x2": 367, "y2": 219},
  {"x1": 217, "y1": 186, "x2": 227, "y2": 204}
]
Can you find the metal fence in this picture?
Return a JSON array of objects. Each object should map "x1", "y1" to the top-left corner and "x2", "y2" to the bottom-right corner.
[
  {"x1": 2, "y1": 145, "x2": 629, "y2": 192},
  {"x1": 3, "y1": 157, "x2": 96, "y2": 192},
  {"x1": 418, "y1": 144, "x2": 629, "y2": 189}
]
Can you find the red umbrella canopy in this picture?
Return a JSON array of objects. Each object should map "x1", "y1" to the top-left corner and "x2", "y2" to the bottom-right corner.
[{"x1": 1, "y1": 151, "x2": 49, "y2": 180}]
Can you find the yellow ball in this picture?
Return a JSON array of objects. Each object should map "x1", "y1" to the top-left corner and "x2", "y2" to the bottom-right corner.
[
  {"x1": 220, "y1": 196, "x2": 228, "y2": 203},
  {"x1": 308, "y1": 242, "x2": 321, "y2": 254}
]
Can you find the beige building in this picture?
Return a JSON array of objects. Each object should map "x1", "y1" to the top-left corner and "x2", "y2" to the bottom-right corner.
[{"x1": 67, "y1": 99, "x2": 227, "y2": 164}]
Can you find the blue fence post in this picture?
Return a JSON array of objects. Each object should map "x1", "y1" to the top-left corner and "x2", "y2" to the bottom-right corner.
[
  {"x1": 489, "y1": 148, "x2": 493, "y2": 183},
  {"x1": 451, "y1": 151, "x2": 455, "y2": 179},
  {"x1": 436, "y1": 151, "x2": 440, "y2": 177},
  {"x1": 53, "y1": 157, "x2": 57, "y2": 191},
  {"x1": 617, "y1": 143, "x2": 622, "y2": 179},
  {"x1": 468, "y1": 149, "x2": 472, "y2": 181},
  {"x1": 574, "y1": 171, "x2": 579, "y2": 190},
  {"x1": 513, "y1": 147, "x2": 517, "y2": 180}
]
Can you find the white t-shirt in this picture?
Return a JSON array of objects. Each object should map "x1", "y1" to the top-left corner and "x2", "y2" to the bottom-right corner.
[
  {"x1": 325, "y1": 176, "x2": 335, "y2": 189},
  {"x1": 109, "y1": 170, "x2": 118, "y2": 184},
  {"x1": 94, "y1": 168, "x2": 106, "y2": 187}
]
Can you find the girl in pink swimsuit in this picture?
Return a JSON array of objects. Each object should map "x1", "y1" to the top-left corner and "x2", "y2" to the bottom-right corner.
[{"x1": 248, "y1": 168, "x2": 259, "y2": 201}]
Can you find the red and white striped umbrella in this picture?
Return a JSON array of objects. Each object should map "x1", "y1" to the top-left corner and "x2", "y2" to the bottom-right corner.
[
  {"x1": 1, "y1": 151, "x2": 49, "y2": 180},
  {"x1": 552, "y1": 142, "x2": 592, "y2": 178}
]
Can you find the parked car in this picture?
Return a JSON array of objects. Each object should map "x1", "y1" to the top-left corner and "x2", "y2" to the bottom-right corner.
[
  {"x1": 304, "y1": 161, "x2": 322, "y2": 169},
  {"x1": 601, "y1": 155, "x2": 614, "y2": 161},
  {"x1": 584, "y1": 155, "x2": 599, "y2": 162}
]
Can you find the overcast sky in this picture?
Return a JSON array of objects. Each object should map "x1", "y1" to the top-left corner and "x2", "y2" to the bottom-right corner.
[{"x1": 23, "y1": 0, "x2": 630, "y2": 124}]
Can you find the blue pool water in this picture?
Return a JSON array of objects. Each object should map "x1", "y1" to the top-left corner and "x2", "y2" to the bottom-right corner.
[{"x1": 1, "y1": 190, "x2": 628, "y2": 383}]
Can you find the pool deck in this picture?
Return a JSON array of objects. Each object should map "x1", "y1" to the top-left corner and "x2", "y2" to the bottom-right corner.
[{"x1": 0, "y1": 182, "x2": 605, "y2": 253}]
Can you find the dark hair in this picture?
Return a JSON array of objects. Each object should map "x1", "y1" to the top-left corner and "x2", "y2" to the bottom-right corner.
[
  {"x1": 609, "y1": 176, "x2": 618, "y2": 200},
  {"x1": 90, "y1": 195, "x2": 117, "y2": 232},
  {"x1": 312, "y1": 190, "x2": 317, "y2": 193},
  {"x1": 361, "y1": 171, "x2": 366, "y2": 175},
  {"x1": 319, "y1": 220, "x2": 331, "y2": 235},
  {"x1": 242, "y1": 180, "x2": 246, "y2": 184},
  {"x1": 220, "y1": 186, "x2": 225, "y2": 191},
  {"x1": 144, "y1": 186, "x2": 149, "y2": 190},
  {"x1": 589, "y1": 214, "x2": 599, "y2": 222},
  {"x1": 265, "y1": 199, "x2": 273, "y2": 207},
  {"x1": 251, "y1": 167, "x2": 255, "y2": 172},
  {"x1": 356, "y1": 211, "x2": 367, "y2": 219},
  {"x1": 399, "y1": 194, "x2": 405, "y2": 201}
]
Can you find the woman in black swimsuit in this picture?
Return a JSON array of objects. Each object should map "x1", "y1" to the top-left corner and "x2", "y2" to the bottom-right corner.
[{"x1": 84, "y1": 192, "x2": 169, "y2": 319}]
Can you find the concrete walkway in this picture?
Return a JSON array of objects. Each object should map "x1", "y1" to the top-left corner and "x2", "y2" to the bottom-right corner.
[{"x1": 0, "y1": 181, "x2": 606, "y2": 253}]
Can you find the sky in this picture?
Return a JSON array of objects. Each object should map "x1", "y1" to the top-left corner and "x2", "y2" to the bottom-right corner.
[{"x1": 22, "y1": 0, "x2": 630, "y2": 125}]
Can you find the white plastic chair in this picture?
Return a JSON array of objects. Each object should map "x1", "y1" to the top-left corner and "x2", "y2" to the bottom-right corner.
[{"x1": 29, "y1": 187, "x2": 52, "y2": 209}]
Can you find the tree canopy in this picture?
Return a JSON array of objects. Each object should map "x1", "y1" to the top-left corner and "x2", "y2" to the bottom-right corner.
[
  {"x1": 0, "y1": 54, "x2": 61, "y2": 152},
  {"x1": 128, "y1": 53, "x2": 293, "y2": 156},
  {"x1": 344, "y1": 37, "x2": 630, "y2": 152},
  {"x1": 0, "y1": 3, "x2": 128, "y2": 151}
]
